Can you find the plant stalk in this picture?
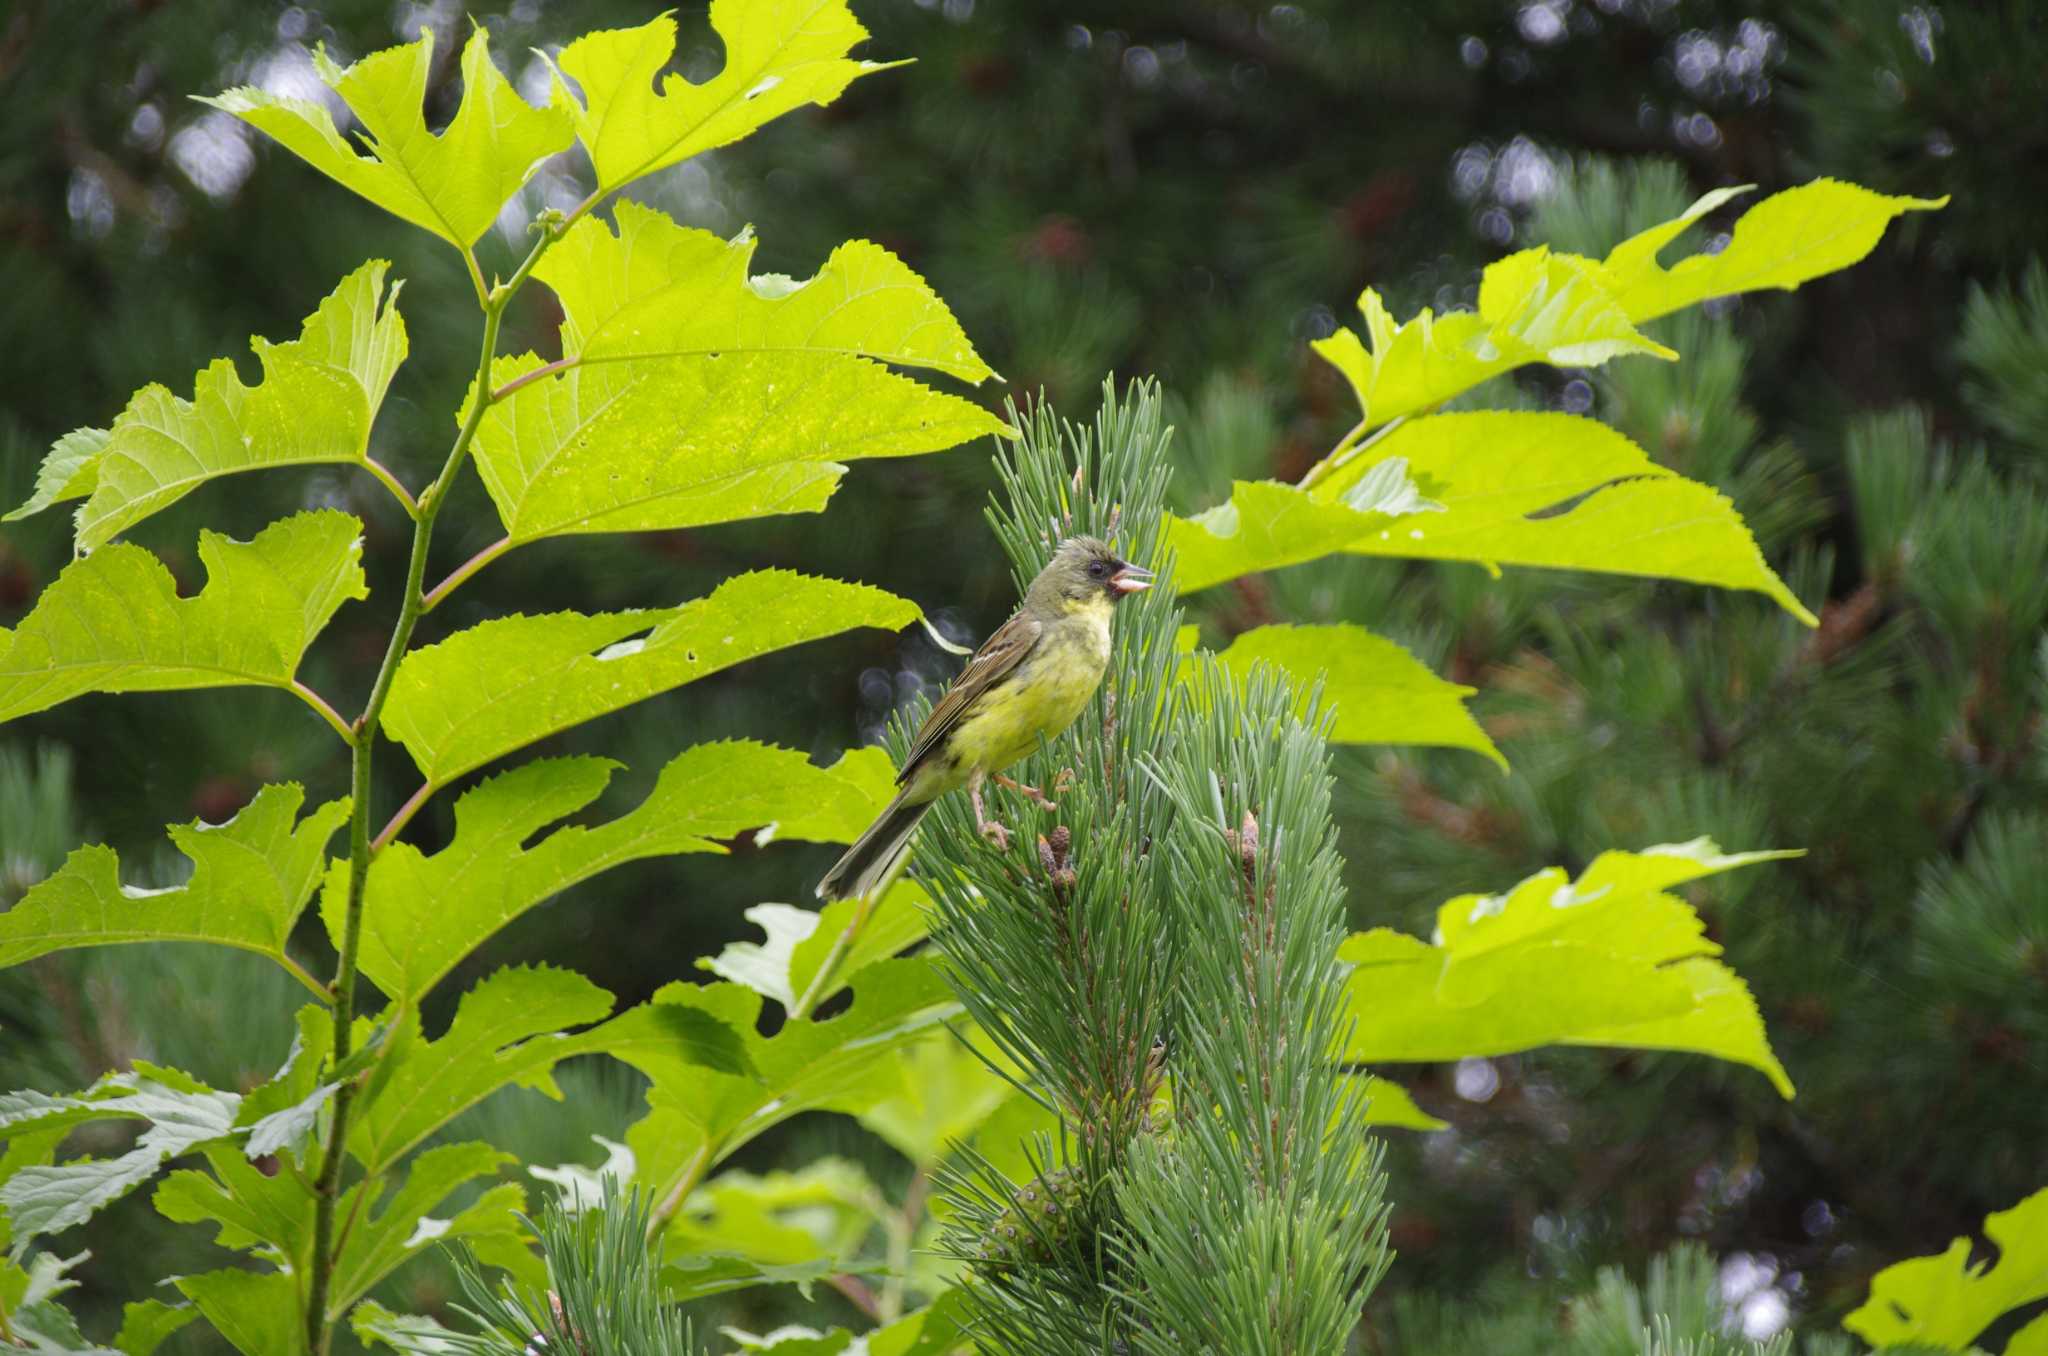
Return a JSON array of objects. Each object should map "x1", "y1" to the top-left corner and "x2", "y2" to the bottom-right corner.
[{"x1": 302, "y1": 221, "x2": 562, "y2": 1356}]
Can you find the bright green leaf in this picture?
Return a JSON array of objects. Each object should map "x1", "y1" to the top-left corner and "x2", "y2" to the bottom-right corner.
[
  {"x1": 0, "y1": 784, "x2": 347, "y2": 983},
  {"x1": 332, "y1": 743, "x2": 893, "y2": 1005},
  {"x1": 0, "y1": 1070, "x2": 240, "y2": 1241},
  {"x1": 173, "y1": 1268, "x2": 298, "y2": 1356},
  {"x1": 203, "y1": 27, "x2": 572, "y2": 249},
  {"x1": 547, "y1": 4, "x2": 898, "y2": 195},
  {"x1": 661, "y1": 1253, "x2": 845, "y2": 1304},
  {"x1": 331, "y1": 1142, "x2": 526, "y2": 1313},
  {"x1": 381, "y1": 570, "x2": 921, "y2": 787},
  {"x1": 113, "y1": 1298, "x2": 196, "y2": 1356},
  {"x1": 1603, "y1": 179, "x2": 1947, "y2": 323},
  {"x1": 1843, "y1": 1186, "x2": 2048, "y2": 1350},
  {"x1": 154, "y1": 1142, "x2": 316, "y2": 1261},
  {"x1": 0, "y1": 1249, "x2": 122, "y2": 1354},
  {"x1": 1197, "y1": 623, "x2": 1504, "y2": 768},
  {"x1": 3, "y1": 427, "x2": 106, "y2": 524},
  {"x1": 857, "y1": 1025, "x2": 1021, "y2": 1168},
  {"x1": 1311, "y1": 249, "x2": 1674, "y2": 430},
  {"x1": 0, "y1": 509, "x2": 369, "y2": 725},
  {"x1": 2010, "y1": 1312, "x2": 2048, "y2": 1356},
  {"x1": 1170, "y1": 413, "x2": 1815, "y2": 623},
  {"x1": 44, "y1": 265, "x2": 406, "y2": 550},
  {"x1": 1357, "y1": 1076, "x2": 1447, "y2": 1131},
  {"x1": 623, "y1": 960, "x2": 959, "y2": 1200},
  {"x1": 347, "y1": 965, "x2": 749, "y2": 1175},
  {"x1": 700, "y1": 877, "x2": 931, "y2": 1014},
  {"x1": 475, "y1": 202, "x2": 1007, "y2": 545},
  {"x1": 670, "y1": 1158, "x2": 882, "y2": 1270},
  {"x1": 1339, "y1": 841, "x2": 1796, "y2": 1097}
]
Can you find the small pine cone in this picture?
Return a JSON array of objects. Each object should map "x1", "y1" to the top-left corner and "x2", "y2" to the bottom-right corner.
[{"x1": 974, "y1": 1166, "x2": 1089, "y2": 1269}]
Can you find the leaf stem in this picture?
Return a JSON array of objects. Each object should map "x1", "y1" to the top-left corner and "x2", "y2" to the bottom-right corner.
[
  {"x1": 789, "y1": 852, "x2": 906, "y2": 1021},
  {"x1": 421, "y1": 535, "x2": 513, "y2": 612},
  {"x1": 290, "y1": 680, "x2": 355, "y2": 746},
  {"x1": 362, "y1": 457, "x2": 419, "y2": 516},
  {"x1": 490, "y1": 354, "x2": 579, "y2": 403},
  {"x1": 304, "y1": 221, "x2": 563, "y2": 1356},
  {"x1": 462, "y1": 247, "x2": 488, "y2": 310},
  {"x1": 1297, "y1": 413, "x2": 1406, "y2": 494},
  {"x1": 278, "y1": 953, "x2": 333, "y2": 1003},
  {"x1": 372, "y1": 781, "x2": 433, "y2": 851},
  {"x1": 645, "y1": 1139, "x2": 714, "y2": 1246}
]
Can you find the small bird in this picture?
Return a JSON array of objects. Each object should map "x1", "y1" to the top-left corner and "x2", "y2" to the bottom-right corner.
[{"x1": 816, "y1": 535, "x2": 1153, "y2": 900}]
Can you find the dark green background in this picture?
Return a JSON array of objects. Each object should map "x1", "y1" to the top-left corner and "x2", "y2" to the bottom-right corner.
[{"x1": 2, "y1": 0, "x2": 2043, "y2": 1349}]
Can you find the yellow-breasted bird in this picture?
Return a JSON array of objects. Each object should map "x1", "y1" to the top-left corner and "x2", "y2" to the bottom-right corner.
[{"x1": 816, "y1": 535, "x2": 1152, "y2": 901}]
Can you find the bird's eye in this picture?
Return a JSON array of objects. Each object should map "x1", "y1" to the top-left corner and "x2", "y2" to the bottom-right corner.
[{"x1": 1087, "y1": 560, "x2": 1108, "y2": 579}]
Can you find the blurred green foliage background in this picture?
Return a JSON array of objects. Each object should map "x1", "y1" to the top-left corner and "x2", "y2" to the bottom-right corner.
[{"x1": 2, "y1": 0, "x2": 2043, "y2": 1349}]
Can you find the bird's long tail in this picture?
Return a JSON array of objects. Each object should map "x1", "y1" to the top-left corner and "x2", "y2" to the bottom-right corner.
[{"x1": 816, "y1": 789, "x2": 930, "y2": 901}]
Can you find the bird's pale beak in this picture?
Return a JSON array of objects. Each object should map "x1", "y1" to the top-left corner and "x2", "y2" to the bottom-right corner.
[{"x1": 1109, "y1": 562, "x2": 1154, "y2": 595}]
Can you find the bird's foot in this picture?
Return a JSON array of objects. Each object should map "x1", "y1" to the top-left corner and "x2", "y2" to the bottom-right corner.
[
  {"x1": 993, "y1": 772, "x2": 1057, "y2": 811},
  {"x1": 970, "y1": 780, "x2": 1012, "y2": 850}
]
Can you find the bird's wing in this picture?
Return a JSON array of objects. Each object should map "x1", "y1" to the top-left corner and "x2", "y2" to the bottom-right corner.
[{"x1": 898, "y1": 607, "x2": 1044, "y2": 783}]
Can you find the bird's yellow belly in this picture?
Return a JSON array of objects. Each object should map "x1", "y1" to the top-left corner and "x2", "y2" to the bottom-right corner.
[{"x1": 947, "y1": 610, "x2": 1110, "y2": 776}]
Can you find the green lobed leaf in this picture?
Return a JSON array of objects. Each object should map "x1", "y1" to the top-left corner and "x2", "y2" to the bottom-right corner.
[
  {"x1": 1298, "y1": 179, "x2": 1942, "y2": 460},
  {"x1": 547, "y1": 4, "x2": 899, "y2": 195},
  {"x1": 1843, "y1": 1185, "x2": 2048, "y2": 1350},
  {"x1": 856, "y1": 1025, "x2": 1023, "y2": 1168},
  {"x1": 1190, "y1": 622, "x2": 1504, "y2": 768},
  {"x1": 0, "y1": 1249, "x2": 124, "y2": 1354},
  {"x1": 38, "y1": 264, "x2": 406, "y2": 550},
  {"x1": 329, "y1": 1142, "x2": 527, "y2": 1315},
  {"x1": 1339, "y1": 840, "x2": 1798, "y2": 1097},
  {"x1": 155, "y1": 1142, "x2": 316, "y2": 1260},
  {"x1": 330, "y1": 743, "x2": 894, "y2": 1005},
  {"x1": 3, "y1": 427, "x2": 106, "y2": 524},
  {"x1": 0, "y1": 509, "x2": 369, "y2": 725},
  {"x1": 669, "y1": 1158, "x2": 882, "y2": 1272},
  {"x1": 1311, "y1": 250, "x2": 1675, "y2": 430},
  {"x1": 700, "y1": 877, "x2": 932, "y2": 1015},
  {"x1": 172, "y1": 1268, "x2": 298, "y2": 1356},
  {"x1": 346, "y1": 964, "x2": 749, "y2": 1175},
  {"x1": 0, "y1": 1069, "x2": 241, "y2": 1241},
  {"x1": 1356, "y1": 1076, "x2": 1447, "y2": 1132},
  {"x1": 113, "y1": 1298, "x2": 197, "y2": 1356},
  {"x1": 0, "y1": 784, "x2": 347, "y2": 979},
  {"x1": 661, "y1": 1253, "x2": 846, "y2": 1305},
  {"x1": 1602, "y1": 179, "x2": 1947, "y2": 323},
  {"x1": 202, "y1": 27, "x2": 572, "y2": 249},
  {"x1": 623, "y1": 960, "x2": 960, "y2": 1206},
  {"x1": 381, "y1": 570, "x2": 922, "y2": 787},
  {"x1": 1169, "y1": 413, "x2": 1814, "y2": 623},
  {"x1": 475, "y1": 202, "x2": 1008, "y2": 545}
]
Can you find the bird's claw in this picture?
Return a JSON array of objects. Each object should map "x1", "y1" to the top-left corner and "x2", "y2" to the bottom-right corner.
[
  {"x1": 993, "y1": 772, "x2": 1058, "y2": 811},
  {"x1": 980, "y1": 818, "x2": 1011, "y2": 850}
]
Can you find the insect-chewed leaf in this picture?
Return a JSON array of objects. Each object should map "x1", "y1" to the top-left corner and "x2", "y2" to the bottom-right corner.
[
  {"x1": 381, "y1": 570, "x2": 921, "y2": 787},
  {"x1": 1601, "y1": 178, "x2": 1947, "y2": 323},
  {"x1": 1186, "y1": 622, "x2": 1504, "y2": 768},
  {"x1": 547, "y1": 4, "x2": 897, "y2": 195},
  {"x1": 1339, "y1": 839, "x2": 1799, "y2": 1097},
  {"x1": 3, "y1": 267, "x2": 403, "y2": 550},
  {"x1": 476, "y1": 202, "x2": 1007, "y2": 544},
  {"x1": 0, "y1": 510, "x2": 368, "y2": 726},
  {"x1": 1843, "y1": 1187, "x2": 2048, "y2": 1351},
  {"x1": 0, "y1": 783, "x2": 347, "y2": 978},
  {"x1": 330, "y1": 1142, "x2": 528, "y2": 1311},
  {"x1": 345, "y1": 965, "x2": 749, "y2": 1176},
  {"x1": 201, "y1": 27, "x2": 572, "y2": 249},
  {"x1": 330, "y1": 743, "x2": 895, "y2": 1006},
  {"x1": 1169, "y1": 412, "x2": 1815, "y2": 623}
]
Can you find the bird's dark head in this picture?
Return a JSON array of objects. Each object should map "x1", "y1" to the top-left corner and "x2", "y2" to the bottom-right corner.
[{"x1": 1032, "y1": 535, "x2": 1153, "y2": 611}]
